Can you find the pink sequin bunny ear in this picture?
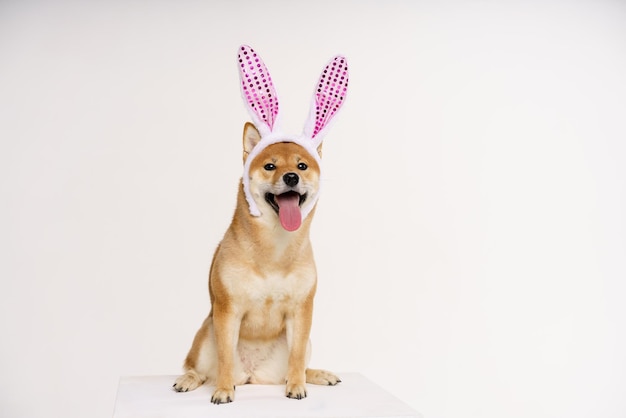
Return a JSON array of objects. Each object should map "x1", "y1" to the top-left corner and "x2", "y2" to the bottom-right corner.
[
  {"x1": 238, "y1": 45, "x2": 279, "y2": 137},
  {"x1": 303, "y1": 55, "x2": 349, "y2": 146}
]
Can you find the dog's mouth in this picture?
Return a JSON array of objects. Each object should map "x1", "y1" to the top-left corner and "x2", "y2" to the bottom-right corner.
[{"x1": 265, "y1": 191, "x2": 307, "y2": 232}]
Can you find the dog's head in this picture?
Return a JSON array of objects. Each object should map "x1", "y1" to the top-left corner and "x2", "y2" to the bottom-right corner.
[
  {"x1": 236, "y1": 45, "x2": 348, "y2": 231},
  {"x1": 243, "y1": 123, "x2": 321, "y2": 232}
]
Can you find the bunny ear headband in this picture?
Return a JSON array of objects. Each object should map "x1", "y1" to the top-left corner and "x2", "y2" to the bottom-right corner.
[{"x1": 238, "y1": 45, "x2": 349, "y2": 219}]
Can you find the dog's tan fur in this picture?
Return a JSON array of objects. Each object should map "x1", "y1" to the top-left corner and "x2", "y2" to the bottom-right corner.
[{"x1": 173, "y1": 123, "x2": 339, "y2": 403}]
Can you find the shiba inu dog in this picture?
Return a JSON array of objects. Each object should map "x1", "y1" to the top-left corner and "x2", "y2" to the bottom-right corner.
[{"x1": 173, "y1": 45, "x2": 348, "y2": 404}]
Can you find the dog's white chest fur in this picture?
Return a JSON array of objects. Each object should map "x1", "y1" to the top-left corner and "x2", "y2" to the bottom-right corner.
[
  {"x1": 241, "y1": 270, "x2": 314, "y2": 302},
  {"x1": 225, "y1": 267, "x2": 316, "y2": 333}
]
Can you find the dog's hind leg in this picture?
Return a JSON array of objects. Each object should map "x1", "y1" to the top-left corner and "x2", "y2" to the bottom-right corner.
[
  {"x1": 305, "y1": 368, "x2": 342, "y2": 386},
  {"x1": 302, "y1": 340, "x2": 341, "y2": 386},
  {"x1": 173, "y1": 315, "x2": 217, "y2": 392}
]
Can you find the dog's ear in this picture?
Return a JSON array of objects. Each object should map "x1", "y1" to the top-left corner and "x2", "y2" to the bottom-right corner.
[
  {"x1": 238, "y1": 45, "x2": 280, "y2": 138},
  {"x1": 242, "y1": 122, "x2": 262, "y2": 163},
  {"x1": 302, "y1": 55, "x2": 348, "y2": 148}
]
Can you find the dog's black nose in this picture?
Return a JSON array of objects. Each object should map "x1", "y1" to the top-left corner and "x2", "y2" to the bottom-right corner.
[{"x1": 283, "y1": 172, "x2": 299, "y2": 187}]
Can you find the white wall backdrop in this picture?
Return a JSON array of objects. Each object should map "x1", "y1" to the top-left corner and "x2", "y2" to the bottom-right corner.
[{"x1": 1, "y1": 1, "x2": 625, "y2": 417}]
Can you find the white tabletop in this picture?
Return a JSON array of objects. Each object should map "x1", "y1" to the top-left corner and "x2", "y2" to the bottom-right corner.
[{"x1": 113, "y1": 372, "x2": 421, "y2": 418}]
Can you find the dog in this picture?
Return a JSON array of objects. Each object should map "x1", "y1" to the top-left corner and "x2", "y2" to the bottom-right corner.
[{"x1": 173, "y1": 45, "x2": 348, "y2": 404}]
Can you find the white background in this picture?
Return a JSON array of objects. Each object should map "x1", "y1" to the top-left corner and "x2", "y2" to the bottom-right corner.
[{"x1": 1, "y1": 1, "x2": 625, "y2": 417}]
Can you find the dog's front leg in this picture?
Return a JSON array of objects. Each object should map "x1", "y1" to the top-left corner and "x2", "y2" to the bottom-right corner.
[
  {"x1": 285, "y1": 295, "x2": 314, "y2": 399},
  {"x1": 211, "y1": 306, "x2": 240, "y2": 404}
]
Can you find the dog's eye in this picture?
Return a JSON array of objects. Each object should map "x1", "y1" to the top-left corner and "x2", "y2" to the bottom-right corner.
[
  {"x1": 297, "y1": 162, "x2": 308, "y2": 171},
  {"x1": 264, "y1": 163, "x2": 276, "y2": 171}
]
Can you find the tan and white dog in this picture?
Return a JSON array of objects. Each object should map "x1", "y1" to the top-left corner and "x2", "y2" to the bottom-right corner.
[{"x1": 173, "y1": 46, "x2": 349, "y2": 404}]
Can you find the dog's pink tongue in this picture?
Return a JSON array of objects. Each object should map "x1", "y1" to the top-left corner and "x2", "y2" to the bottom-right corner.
[{"x1": 276, "y1": 193, "x2": 302, "y2": 232}]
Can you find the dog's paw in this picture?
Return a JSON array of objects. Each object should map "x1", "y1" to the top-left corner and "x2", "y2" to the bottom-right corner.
[
  {"x1": 173, "y1": 371, "x2": 204, "y2": 392},
  {"x1": 306, "y1": 368, "x2": 342, "y2": 386},
  {"x1": 211, "y1": 387, "x2": 235, "y2": 404},
  {"x1": 285, "y1": 382, "x2": 307, "y2": 400}
]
